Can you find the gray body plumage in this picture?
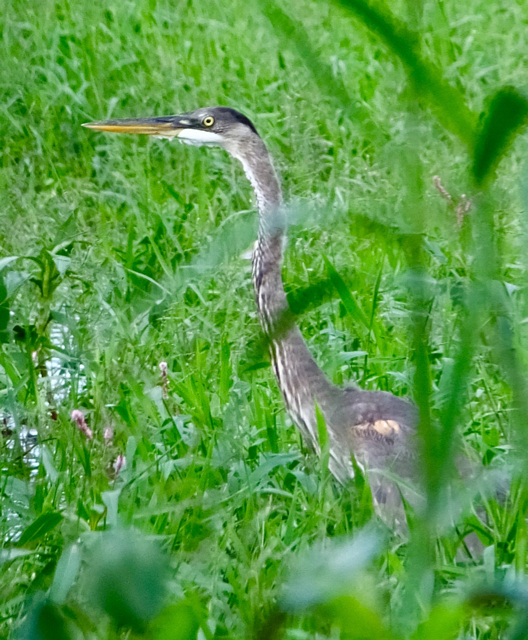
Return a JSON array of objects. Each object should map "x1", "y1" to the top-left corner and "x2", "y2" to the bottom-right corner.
[
  {"x1": 217, "y1": 109, "x2": 418, "y2": 503},
  {"x1": 83, "y1": 106, "x2": 420, "y2": 523}
]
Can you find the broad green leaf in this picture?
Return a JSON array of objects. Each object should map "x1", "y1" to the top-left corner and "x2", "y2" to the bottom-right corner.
[
  {"x1": 18, "y1": 512, "x2": 63, "y2": 546},
  {"x1": 84, "y1": 529, "x2": 169, "y2": 631},
  {"x1": 51, "y1": 254, "x2": 71, "y2": 277},
  {"x1": 0, "y1": 256, "x2": 19, "y2": 271},
  {"x1": 50, "y1": 544, "x2": 82, "y2": 605},
  {"x1": 247, "y1": 453, "x2": 298, "y2": 487},
  {"x1": 41, "y1": 445, "x2": 59, "y2": 483},
  {"x1": 102, "y1": 489, "x2": 121, "y2": 527}
]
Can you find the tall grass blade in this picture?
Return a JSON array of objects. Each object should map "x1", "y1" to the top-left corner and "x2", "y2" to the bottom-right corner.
[
  {"x1": 323, "y1": 255, "x2": 370, "y2": 330},
  {"x1": 259, "y1": 0, "x2": 354, "y2": 109},
  {"x1": 17, "y1": 512, "x2": 63, "y2": 547},
  {"x1": 472, "y1": 87, "x2": 528, "y2": 187},
  {"x1": 330, "y1": 0, "x2": 476, "y2": 144}
]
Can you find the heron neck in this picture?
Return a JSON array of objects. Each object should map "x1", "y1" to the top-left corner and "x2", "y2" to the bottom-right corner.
[
  {"x1": 231, "y1": 139, "x2": 287, "y2": 330},
  {"x1": 232, "y1": 139, "x2": 334, "y2": 420}
]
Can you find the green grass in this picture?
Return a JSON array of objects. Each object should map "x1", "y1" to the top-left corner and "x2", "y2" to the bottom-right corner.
[{"x1": 1, "y1": 0, "x2": 528, "y2": 637}]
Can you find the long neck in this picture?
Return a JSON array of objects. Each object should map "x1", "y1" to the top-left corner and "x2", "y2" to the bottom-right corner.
[
  {"x1": 231, "y1": 137, "x2": 334, "y2": 445},
  {"x1": 232, "y1": 137, "x2": 287, "y2": 333}
]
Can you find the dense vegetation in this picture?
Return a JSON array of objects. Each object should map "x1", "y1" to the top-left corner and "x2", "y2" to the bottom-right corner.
[{"x1": 1, "y1": 0, "x2": 528, "y2": 637}]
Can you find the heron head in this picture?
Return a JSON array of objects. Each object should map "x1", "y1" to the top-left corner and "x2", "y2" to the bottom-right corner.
[{"x1": 82, "y1": 106, "x2": 260, "y2": 150}]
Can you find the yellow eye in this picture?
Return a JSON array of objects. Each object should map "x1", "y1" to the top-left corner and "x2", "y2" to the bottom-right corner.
[{"x1": 203, "y1": 116, "x2": 215, "y2": 127}]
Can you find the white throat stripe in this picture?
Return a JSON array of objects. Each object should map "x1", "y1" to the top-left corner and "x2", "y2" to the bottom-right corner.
[{"x1": 176, "y1": 129, "x2": 223, "y2": 145}]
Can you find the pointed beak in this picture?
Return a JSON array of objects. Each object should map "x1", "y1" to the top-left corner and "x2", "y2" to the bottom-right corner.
[
  {"x1": 83, "y1": 114, "x2": 225, "y2": 146},
  {"x1": 82, "y1": 116, "x2": 185, "y2": 138}
]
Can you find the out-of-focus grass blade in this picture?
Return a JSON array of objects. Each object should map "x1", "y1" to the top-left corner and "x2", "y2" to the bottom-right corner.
[
  {"x1": 259, "y1": 0, "x2": 353, "y2": 109},
  {"x1": 331, "y1": 0, "x2": 477, "y2": 146},
  {"x1": 0, "y1": 548, "x2": 36, "y2": 565},
  {"x1": 49, "y1": 544, "x2": 82, "y2": 606},
  {"x1": 255, "y1": 607, "x2": 288, "y2": 640},
  {"x1": 323, "y1": 255, "x2": 370, "y2": 330},
  {"x1": 437, "y1": 309, "x2": 479, "y2": 470},
  {"x1": 281, "y1": 525, "x2": 385, "y2": 611},
  {"x1": 472, "y1": 87, "x2": 528, "y2": 187},
  {"x1": 325, "y1": 595, "x2": 393, "y2": 640},
  {"x1": 102, "y1": 489, "x2": 121, "y2": 528},
  {"x1": 410, "y1": 602, "x2": 465, "y2": 640},
  {"x1": 149, "y1": 599, "x2": 206, "y2": 640}
]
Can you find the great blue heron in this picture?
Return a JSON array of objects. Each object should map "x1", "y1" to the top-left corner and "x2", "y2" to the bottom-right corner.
[{"x1": 84, "y1": 107, "x2": 418, "y2": 523}]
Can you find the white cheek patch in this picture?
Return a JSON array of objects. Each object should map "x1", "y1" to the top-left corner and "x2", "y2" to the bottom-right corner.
[{"x1": 175, "y1": 128, "x2": 223, "y2": 146}]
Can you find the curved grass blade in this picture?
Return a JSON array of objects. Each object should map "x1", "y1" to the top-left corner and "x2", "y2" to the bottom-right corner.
[
  {"x1": 259, "y1": 0, "x2": 354, "y2": 110},
  {"x1": 331, "y1": 0, "x2": 477, "y2": 146},
  {"x1": 17, "y1": 512, "x2": 63, "y2": 547},
  {"x1": 261, "y1": 0, "x2": 476, "y2": 145},
  {"x1": 472, "y1": 87, "x2": 528, "y2": 187}
]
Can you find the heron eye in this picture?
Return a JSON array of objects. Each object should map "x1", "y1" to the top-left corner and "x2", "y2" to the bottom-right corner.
[{"x1": 203, "y1": 116, "x2": 215, "y2": 127}]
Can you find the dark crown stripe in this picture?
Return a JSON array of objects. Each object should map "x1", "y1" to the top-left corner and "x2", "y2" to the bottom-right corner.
[{"x1": 215, "y1": 107, "x2": 259, "y2": 136}]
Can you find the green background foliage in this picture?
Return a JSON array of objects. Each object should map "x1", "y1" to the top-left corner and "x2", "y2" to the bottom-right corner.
[{"x1": 1, "y1": 0, "x2": 528, "y2": 637}]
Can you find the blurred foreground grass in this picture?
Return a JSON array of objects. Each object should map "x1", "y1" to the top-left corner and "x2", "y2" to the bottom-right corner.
[{"x1": 1, "y1": 0, "x2": 528, "y2": 638}]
